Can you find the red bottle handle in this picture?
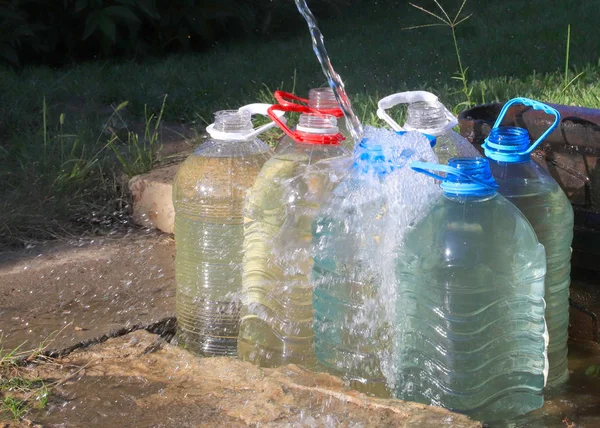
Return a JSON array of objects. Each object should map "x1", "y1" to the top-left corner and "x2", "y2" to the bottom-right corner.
[
  {"x1": 267, "y1": 103, "x2": 344, "y2": 145},
  {"x1": 274, "y1": 90, "x2": 344, "y2": 118}
]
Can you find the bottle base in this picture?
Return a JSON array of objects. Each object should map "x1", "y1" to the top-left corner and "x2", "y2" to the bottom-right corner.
[{"x1": 176, "y1": 328, "x2": 238, "y2": 357}]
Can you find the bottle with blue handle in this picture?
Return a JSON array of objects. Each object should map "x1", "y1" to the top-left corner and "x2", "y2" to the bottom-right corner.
[
  {"x1": 312, "y1": 128, "x2": 439, "y2": 397},
  {"x1": 482, "y1": 98, "x2": 573, "y2": 387},
  {"x1": 377, "y1": 91, "x2": 480, "y2": 164},
  {"x1": 394, "y1": 157, "x2": 548, "y2": 422}
]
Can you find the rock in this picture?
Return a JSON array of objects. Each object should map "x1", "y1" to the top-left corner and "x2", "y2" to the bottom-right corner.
[
  {"x1": 0, "y1": 232, "x2": 176, "y2": 352},
  {"x1": 129, "y1": 164, "x2": 179, "y2": 234},
  {"x1": 28, "y1": 331, "x2": 481, "y2": 427}
]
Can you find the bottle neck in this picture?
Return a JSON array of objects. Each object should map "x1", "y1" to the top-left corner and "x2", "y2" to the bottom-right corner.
[
  {"x1": 441, "y1": 157, "x2": 497, "y2": 198},
  {"x1": 308, "y1": 88, "x2": 339, "y2": 110},
  {"x1": 213, "y1": 110, "x2": 253, "y2": 133},
  {"x1": 297, "y1": 113, "x2": 338, "y2": 134},
  {"x1": 406, "y1": 101, "x2": 449, "y2": 132},
  {"x1": 484, "y1": 127, "x2": 532, "y2": 163},
  {"x1": 294, "y1": 113, "x2": 343, "y2": 145}
]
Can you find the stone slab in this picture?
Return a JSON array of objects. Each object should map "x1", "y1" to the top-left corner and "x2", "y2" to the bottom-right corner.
[
  {"x1": 0, "y1": 232, "x2": 176, "y2": 353},
  {"x1": 25, "y1": 331, "x2": 481, "y2": 427}
]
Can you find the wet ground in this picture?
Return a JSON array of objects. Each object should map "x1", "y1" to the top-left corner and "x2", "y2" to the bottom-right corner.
[
  {"x1": 500, "y1": 340, "x2": 600, "y2": 427},
  {"x1": 0, "y1": 233, "x2": 599, "y2": 427},
  {"x1": 16, "y1": 330, "x2": 480, "y2": 427},
  {"x1": 0, "y1": 231, "x2": 175, "y2": 353}
]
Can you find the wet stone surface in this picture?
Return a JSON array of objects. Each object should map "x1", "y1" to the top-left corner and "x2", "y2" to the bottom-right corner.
[
  {"x1": 0, "y1": 232, "x2": 175, "y2": 353},
  {"x1": 14, "y1": 330, "x2": 480, "y2": 427},
  {"x1": 1, "y1": 233, "x2": 598, "y2": 427}
]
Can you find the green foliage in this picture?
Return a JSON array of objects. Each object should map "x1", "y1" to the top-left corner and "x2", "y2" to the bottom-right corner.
[
  {"x1": 585, "y1": 364, "x2": 600, "y2": 377},
  {"x1": 563, "y1": 24, "x2": 585, "y2": 92},
  {"x1": 0, "y1": 335, "x2": 53, "y2": 421},
  {"x1": 0, "y1": 0, "x2": 352, "y2": 65},
  {"x1": 108, "y1": 96, "x2": 166, "y2": 177},
  {"x1": 0, "y1": 0, "x2": 49, "y2": 66},
  {"x1": 1, "y1": 396, "x2": 28, "y2": 420}
]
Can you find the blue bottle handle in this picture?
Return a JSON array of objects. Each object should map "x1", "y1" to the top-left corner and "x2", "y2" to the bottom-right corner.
[
  {"x1": 410, "y1": 161, "x2": 498, "y2": 190},
  {"x1": 487, "y1": 97, "x2": 560, "y2": 155}
]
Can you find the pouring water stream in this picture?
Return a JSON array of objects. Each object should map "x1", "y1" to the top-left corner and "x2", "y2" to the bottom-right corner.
[{"x1": 294, "y1": 0, "x2": 364, "y2": 141}]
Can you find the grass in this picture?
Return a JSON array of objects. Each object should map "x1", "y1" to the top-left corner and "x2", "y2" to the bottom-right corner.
[
  {"x1": 108, "y1": 96, "x2": 166, "y2": 177},
  {"x1": 0, "y1": 334, "x2": 56, "y2": 421},
  {"x1": 2, "y1": 0, "x2": 600, "y2": 248}
]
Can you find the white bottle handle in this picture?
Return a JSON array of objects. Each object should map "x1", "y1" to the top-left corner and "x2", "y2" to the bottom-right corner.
[
  {"x1": 376, "y1": 91, "x2": 458, "y2": 136},
  {"x1": 206, "y1": 103, "x2": 287, "y2": 141}
]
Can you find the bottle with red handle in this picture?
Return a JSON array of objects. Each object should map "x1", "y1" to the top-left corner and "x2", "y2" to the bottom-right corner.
[{"x1": 238, "y1": 101, "x2": 351, "y2": 368}]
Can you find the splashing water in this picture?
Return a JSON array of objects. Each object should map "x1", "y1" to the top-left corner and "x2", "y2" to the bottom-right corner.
[
  {"x1": 294, "y1": 0, "x2": 364, "y2": 141},
  {"x1": 311, "y1": 127, "x2": 440, "y2": 396}
]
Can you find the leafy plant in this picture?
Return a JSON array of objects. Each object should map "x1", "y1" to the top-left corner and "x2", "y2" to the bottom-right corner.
[
  {"x1": 0, "y1": 0, "x2": 49, "y2": 66},
  {"x1": 404, "y1": 0, "x2": 474, "y2": 110},
  {"x1": 0, "y1": 0, "x2": 354, "y2": 65},
  {"x1": 76, "y1": 0, "x2": 148, "y2": 54}
]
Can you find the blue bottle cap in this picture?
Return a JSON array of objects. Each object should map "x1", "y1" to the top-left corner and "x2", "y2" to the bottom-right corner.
[{"x1": 411, "y1": 157, "x2": 498, "y2": 197}]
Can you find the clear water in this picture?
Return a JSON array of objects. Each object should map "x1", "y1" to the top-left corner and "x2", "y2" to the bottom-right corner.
[
  {"x1": 312, "y1": 128, "x2": 440, "y2": 397},
  {"x1": 237, "y1": 137, "x2": 351, "y2": 367},
  {"x1": 312, "y1": 175, "x2": 391, "y2": 396},
  {"x1": 294, "y1": 0, "x2": 364, "y2": 141},
  {"x1": 394, "y1": 191, "x2": 548, "y2": 422},
  {"x1": 173, "y1": 149, "x2": 270, "y2": 356},
  {"x1": 490, "y1": 160, "x2": 574, "y2": 387}
]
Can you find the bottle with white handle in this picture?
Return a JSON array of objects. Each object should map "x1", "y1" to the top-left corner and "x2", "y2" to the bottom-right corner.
[{"x1": 173, "y1": 104, "x2": 284, "y2": 356}]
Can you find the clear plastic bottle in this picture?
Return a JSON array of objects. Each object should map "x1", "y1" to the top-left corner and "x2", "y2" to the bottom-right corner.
[
  {"x1": 312, "y1": 129, "x2": 438, "y2": 397},
  {"x1": 173, "y1": 108, "x2": 272, "y2": 356},
  {"x1": 483, "y1": 98, "x2": 573, "y2": 387},
  {"x1": 378, "y1": 91, "x2": 480, "y2": 164},
  {"x1": 395, "y1": 157, "x2": 548, "y2": 422},
  {"x1": 238, "y1": 106, "x2": 351, "y2": 368}
]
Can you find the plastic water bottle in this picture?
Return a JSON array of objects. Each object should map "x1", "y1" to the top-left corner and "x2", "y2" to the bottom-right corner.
[
  {"x1": 483, "y1": 98, "x2": 574, "y2": 387},
  {"x1": 377, "y1": 91, "x2": 480, "y2": 163},
  {"x1": 395, "y1": 157, "x2": 548, "y2": 422},
  {"x1": 238, "y1": 102, "x2": 351, "y2": 367},
  {"x1": 173, "y1": 105, "x2": 281, "y2": 356},
  {"x1": 275, "y1": 88, "x2": 354, "y2": 147},
  {"x1": 312, "y1": 128, "x2": 438, "y2": 397}
]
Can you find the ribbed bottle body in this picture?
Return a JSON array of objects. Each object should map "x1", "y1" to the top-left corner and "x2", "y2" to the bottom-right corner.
[
  {"x1": 490, "y1": 159, "x2": 573, "y2": 386},
  {"x1": 238, "y1": 138, "x2": 350, "y2": 367},
  {"x1": 173, "y1": 136, "x2": 270, "y2": 356},
  {"x1": 394, "y1": 193, "x2": 547, "y2": 421}
]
